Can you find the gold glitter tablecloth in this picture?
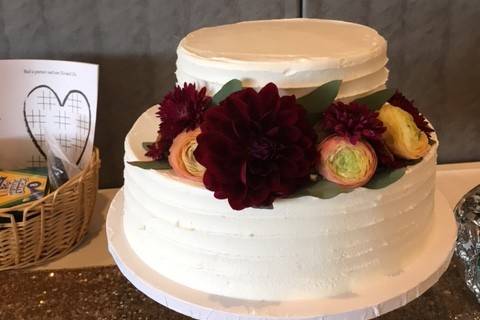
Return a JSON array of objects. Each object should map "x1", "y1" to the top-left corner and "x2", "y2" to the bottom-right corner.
[{"x1": 0, "y1": 258, "x2": 479, "y2": 320}]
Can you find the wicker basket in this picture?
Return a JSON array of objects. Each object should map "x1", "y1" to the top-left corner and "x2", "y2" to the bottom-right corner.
[{"x1": 0, "y1": 149, "x2": 100, "y2": 270}]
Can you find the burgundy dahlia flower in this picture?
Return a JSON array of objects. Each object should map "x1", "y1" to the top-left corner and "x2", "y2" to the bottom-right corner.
[
  {"x1": 146, "y1": 83, "x2": 211, "y2": 160},
  {"x1": 369, "y1": 139, "x2": 407, "y2": 169},
  {"x1": 321, "y1": 101, "x2": 386, "y2": 145},
  {"x1": 194, "y1": 83, "x2": 317, "y2": 210},
  {"x1": 388, "y1": 90, "x2": 434, "y2": 138}
]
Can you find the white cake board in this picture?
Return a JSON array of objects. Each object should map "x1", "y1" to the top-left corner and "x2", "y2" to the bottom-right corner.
[{"x1": 106, "y1": 188, "x2": 457, "y2": 320}]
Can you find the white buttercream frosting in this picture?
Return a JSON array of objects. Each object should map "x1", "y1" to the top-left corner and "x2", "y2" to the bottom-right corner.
[
  {"x1": 122, "y1": 107, "x2": 437, "y2": 301},
  {"x1": 176, "y1": 19, "x2": 389, "y2": 99}
]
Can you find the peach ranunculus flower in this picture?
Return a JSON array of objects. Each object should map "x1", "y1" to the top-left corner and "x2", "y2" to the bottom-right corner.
[
  {"x1": 168, "y1": 128, "x2": 205, "y2": 183},
  {"x1": 377, "y1": 103, "x2": 430, "y2": 160},
  {"x1": 317, "y1": 135, "x2": 377, "y2": 188}
]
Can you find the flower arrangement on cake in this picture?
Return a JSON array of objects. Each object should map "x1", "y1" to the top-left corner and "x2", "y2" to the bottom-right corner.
[{"x1": 129, "y1": 80, "x2": 435, "y2": 210}]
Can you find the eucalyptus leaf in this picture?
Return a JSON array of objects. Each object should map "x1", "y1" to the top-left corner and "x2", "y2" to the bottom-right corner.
[
  {"x1": 297, "y1": 179, "x2": 352, "y2": 199},
  {"x1": 404, "y1": 158, "x2": 423, "y2": 166},
  {"x1": 364, "y1": 167, "x2": 405, "y2": 189},
  {"x1": 353, "y1": 88, "x2": 395, "y2": 111},
  {"x1": 313, "y1": 125, "x2": 330, "y2": 143},
  {"x1": 297, "y1": 80, "x2": 342, "y2": 124},
  {"x1": 212, "y1": 79, "x2": 243, "y2": 105},
  {"x1": 306, "y1": 112, "x2": 323, "y2": 126},
  {"x1": 127, "y1": 160, "x2": 171, "y2": 170},
  {"x1": 253, "y1": 204, "x2": 274, "y2": 210},
  {"x1": 142, "y1": 142, "x2": 155, "y2": 152}
]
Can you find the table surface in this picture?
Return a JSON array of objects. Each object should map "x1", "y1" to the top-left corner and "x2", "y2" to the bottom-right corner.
[{"x1": 1, "y1": 162, "x2": 480, "y2": 319}]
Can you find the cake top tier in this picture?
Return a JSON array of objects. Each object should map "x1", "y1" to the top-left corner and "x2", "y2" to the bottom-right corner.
[
  {"x1": 176, "y1": 19, "x2": 388, "y2": 98},
  {"x1": 180, "y1": 19, "x2": 386, "y2": 65}
]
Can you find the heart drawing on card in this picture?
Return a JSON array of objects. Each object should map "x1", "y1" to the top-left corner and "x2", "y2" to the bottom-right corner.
[{"x1": 23, "y1": 85, "x2": 91, "y2": 166}]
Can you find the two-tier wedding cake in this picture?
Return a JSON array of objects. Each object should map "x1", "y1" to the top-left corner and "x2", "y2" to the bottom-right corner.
[{"x1": 122, "y1": 19, "x2": 437, "y2": 301}]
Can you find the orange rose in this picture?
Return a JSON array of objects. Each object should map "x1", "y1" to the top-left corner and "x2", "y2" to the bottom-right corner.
[{"x1": 168, "y1": 128, "x2": 205, "y2": 183}]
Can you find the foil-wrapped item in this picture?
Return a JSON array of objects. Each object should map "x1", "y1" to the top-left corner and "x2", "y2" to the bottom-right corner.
[{"x1": 455, "y1": 184, "x2": 480, "y2": 302}]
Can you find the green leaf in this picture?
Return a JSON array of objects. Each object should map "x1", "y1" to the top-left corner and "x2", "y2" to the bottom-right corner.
[
  {"x1": 127, "y1": 160, "x2": 171, "y2": 170},
  {"x1": 212, "y1": 79, "x2": 243, "y2": 105},
  {"x1": 306, "y1": 112, "x2": 323, "y2": 126},
  {"x1": 297, "y1": 80, "x2": 342, "y2": 124},
  {"x1": 353, "y1": 88, "x2": 395, "y2": 111},
  {"x1": 364, "y1": 167, "x2": 405, "y2": 189},
  {"x1": 404, "y1": 158, "x2": 423, "y2": 166},
  {"x1": 142, "y1": 142, "x2": 155, "y2": 152},
  {"x1": 296, "y1": 179, "x2": 353, "y2": 199}
]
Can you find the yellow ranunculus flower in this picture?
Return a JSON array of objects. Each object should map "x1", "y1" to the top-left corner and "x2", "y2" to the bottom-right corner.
[{"x1": 378, "y1": 103, "x2": 430, "y2": 159}]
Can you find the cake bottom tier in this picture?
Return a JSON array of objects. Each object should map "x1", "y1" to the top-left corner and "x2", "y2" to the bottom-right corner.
[
  {"x1": 122, "y1": 106, "x2": 437, "y2": 301},
  {"x1": 123, "y1": 168, "x2": 435, "y2": 301}
]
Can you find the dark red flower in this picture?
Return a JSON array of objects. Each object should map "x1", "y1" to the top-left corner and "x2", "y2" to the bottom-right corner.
[
  {"x1": 321, "y1": 102, "x2": 386, "y2": 145},
  {"x1": 194, "y1": 83, "x2": 317, "y2": 210},
  {"x1": 388, "y1": 90, "x2": 434, "y2": 138},
  {"x1": 146, "y1": 83, "x2": 211, "y2": 160},
  {"x1": 369, "y1": 140, "x2": 407, "y2": 169}
]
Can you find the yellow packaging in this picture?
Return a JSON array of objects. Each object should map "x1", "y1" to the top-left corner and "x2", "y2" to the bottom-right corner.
[{"x1": 0, "y1": 168, "x2": 48, "y2": 208}]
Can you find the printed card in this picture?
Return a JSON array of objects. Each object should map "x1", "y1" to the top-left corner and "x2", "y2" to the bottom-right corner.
[{"x1": 0, "y1": 60, "x2": 98, "y2": 170}]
